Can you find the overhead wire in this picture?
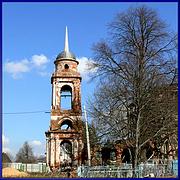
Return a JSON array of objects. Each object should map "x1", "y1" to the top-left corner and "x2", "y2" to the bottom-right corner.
[{"x1": 2, "y1": 110, "x2": 50, "y2": 114}]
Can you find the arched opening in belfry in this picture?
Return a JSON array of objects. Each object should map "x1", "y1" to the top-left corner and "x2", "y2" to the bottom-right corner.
[
  {"x1": 60, "y1": 85, "x2": 72, "y2": 110},
  {"x1": 60, "y1": 141, "x2": 72, "y2": 167},
  {"x1": 60, "y1": 119, "x2": 73, "y2": 130}
]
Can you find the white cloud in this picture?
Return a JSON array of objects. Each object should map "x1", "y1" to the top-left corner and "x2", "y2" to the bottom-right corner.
[
  {"x1": 3, "y1": 147, "x2": 11, "y2": 154},
  {"x1": 30, "y1": 140, "x2": 42, "y2": 146},
  {"x1": 2, "y1": 134, "x2": 9, "y2": 145},
  {"x1": 2, "y1": 134, "x2": 10, "y2": 153},
  {"x1": 38, "y1": 71, "x2": 51, "y2": 77},
  {"x1": 32, "y1": 54, "x2": 49, "y2": 67},
  {"x1": 29, "y1": 140, "x2": 45, "y2": 157},
  {"x1": 4, "y1": 59, "x2": 30, "y2": 79},
  {"x1": 4, "y1": 55, "x2": 97, "y2": 80},
  {"x1": 4, "y1": 54, "x2": 50, "y2": 79},
  {"x1": 77, "y1": 57, "x2": 97, "y2": 80}
]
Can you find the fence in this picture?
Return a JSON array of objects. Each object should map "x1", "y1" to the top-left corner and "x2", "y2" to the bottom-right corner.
[
  {"x1": 3, "y1": 162, "x2": 48, "y2": 173},
  {"x1": 78, "y1": 164, "x2": 136, "y2": 178},
  {"x1": 3, "y1": 159, "x2": 178, "y2": 177},
  {"x1": 139, "y1": 159, "x2": 178, "y2": 177},
  {"x1": 78, "y1": 159, "x2": 178, "y2": 178}
]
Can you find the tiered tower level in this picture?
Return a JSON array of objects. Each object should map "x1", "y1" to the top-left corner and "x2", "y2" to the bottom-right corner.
[{"x1": 45, "y1": 27, "x2": 83, "y2": 170}]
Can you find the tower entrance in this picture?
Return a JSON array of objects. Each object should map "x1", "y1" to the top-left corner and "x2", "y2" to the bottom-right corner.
[
  {"x1": 45, "y1": 27, "x2": 83, "y2": 171},
  {"x1": 60, "y1": 141, "x2": 72, "y2": 167}
]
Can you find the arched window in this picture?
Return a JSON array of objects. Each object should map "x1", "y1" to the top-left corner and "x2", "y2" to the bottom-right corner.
[
  {"x1": 60, "y1": 141, "x2": 72, "y2": 165},
  {"x1": 60, "y1": 85, "x2": 72, "y2": 110},
  {"x1": 60, "y1": 120, "x2": 73, "y2": 130}
]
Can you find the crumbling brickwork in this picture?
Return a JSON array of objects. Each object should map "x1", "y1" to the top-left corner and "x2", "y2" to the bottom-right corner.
[{"x1": 45, "y1": 30, "x2": 83, "y2": 170}]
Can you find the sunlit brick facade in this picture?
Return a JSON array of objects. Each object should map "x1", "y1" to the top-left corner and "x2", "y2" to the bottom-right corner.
[{"x1": 45, "y1": 27, "x2": 83, "y2": 170}]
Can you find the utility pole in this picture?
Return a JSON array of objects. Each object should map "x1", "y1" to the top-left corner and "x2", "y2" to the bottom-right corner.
[{"x1": 84, "y1": 105, "x2": 91, "y2": 166}]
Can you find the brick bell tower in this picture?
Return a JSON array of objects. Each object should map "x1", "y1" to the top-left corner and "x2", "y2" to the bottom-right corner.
[{"x1": 45, "y1": 27, "x2": 84, "y2": 170}]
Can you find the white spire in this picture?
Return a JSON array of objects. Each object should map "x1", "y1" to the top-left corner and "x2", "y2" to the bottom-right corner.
[{"x1": 64, "y1": 26, "x2": 69, "y2": 52}]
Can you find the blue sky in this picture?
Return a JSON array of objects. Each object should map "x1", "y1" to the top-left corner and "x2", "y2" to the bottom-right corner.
[{"x1": 2, "y1": 2, "x2": 178, "y2": 158}]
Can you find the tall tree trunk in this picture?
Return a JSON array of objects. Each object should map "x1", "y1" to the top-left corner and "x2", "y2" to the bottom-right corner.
[{"x1": 134, "y1": 112, "x2": 141, "y2": 177}]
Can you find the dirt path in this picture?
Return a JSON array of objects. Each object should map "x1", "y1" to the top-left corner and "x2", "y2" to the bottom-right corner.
[{"x1": 2, "y1": 167, "x2": 29, "y2": 177}]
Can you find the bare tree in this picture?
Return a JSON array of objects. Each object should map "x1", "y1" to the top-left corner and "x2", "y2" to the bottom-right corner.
[
  {"x1": 15, "y1": 141, "x2": 36, "y2": 163},
  {"x1": 89, "y1": 6, "x2": 177, "y2": 170},
  {"x1": 2, "y1": 152, "x2": 12, "y2": 163}
]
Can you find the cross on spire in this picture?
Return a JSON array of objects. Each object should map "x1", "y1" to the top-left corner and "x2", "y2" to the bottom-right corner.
[{"x1": 64, "y1": 26, "x2": 69, "y2": 52}]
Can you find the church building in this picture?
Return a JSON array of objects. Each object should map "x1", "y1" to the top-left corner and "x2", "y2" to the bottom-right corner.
[{"x1": 45, "y1": 27, "x2": 84, "y2": 170}]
